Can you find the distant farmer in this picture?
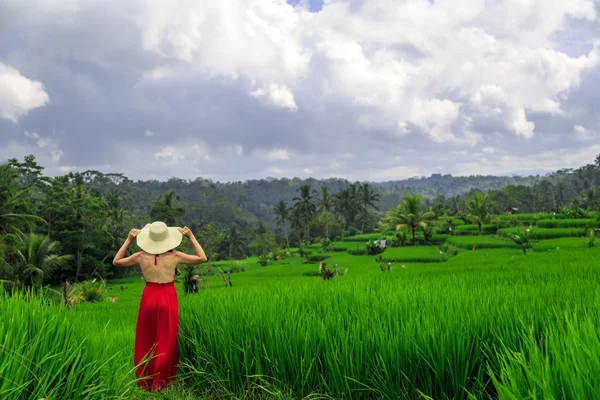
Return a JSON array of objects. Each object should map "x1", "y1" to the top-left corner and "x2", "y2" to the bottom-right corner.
[
  {"x1": 113, "y1": 222, "x2": 207, "y2": 392},
  {"x1": 191, "y1": 274, "x2": 200, "y2": 293}
]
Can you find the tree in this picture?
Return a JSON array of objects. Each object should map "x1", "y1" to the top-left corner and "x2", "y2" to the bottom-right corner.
[
  {"x1": 333, "y1": 186, "x2": 358, "y2": 234},
  {"x1": 506, "y1": 227, "x2": 531, "y2": 255},
  {"x1": 466, "y1": 192, "x2": 495, "y2": 235},
  {"x1": 195, "y1": 222, "x2": 225, "y2": 264},
  {"x1": 315, "y1": 187, "x2": 334, "y2": 239},
  {"x1": 227, "y1": 225, "x2": 247, "y2": 259},
  {"x1": 37, "y1": 173, "x2": 111, "y2": 282},
  {"x1": 9, "y1": 233, "x2": 71, "y2": 290},
  {"x1": 0, "y1": 164, "x2": 46, "y2": 235},
  {"x1": 150, "y1": 191, "x2": 185, "y2": 225},
  {"x1": 104, "y1": 188, "x2": 128, "y2": 251},
  {"x1": 249, "y1": 232, "x2": 278, "y2": 262},
  {"x1": 382, "y1": 194, "x2": 435, "y2": 245},
  {"x1": 583, "y1": 187, "x2": 596, "y2": 209},
  {"x1": 358, "y1": 183, "x2": 380, "y2": 233},
  {"x1": 293, "y1": 184, "x2": 317, "y2": 240},
  {"x1": 7, "y1": 154, "x2": 46, "y2": 187},
  {"x1": 272, "y1": 200, "x2": 291, "y2": 248}
]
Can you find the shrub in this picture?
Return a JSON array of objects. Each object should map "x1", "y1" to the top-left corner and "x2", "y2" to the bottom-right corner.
[
  {"x1": 504, "y1": 227, "x2": 532, "y2": 254},
  {"x1": 320, "y1": 238, "x2": 332, "y2": 252},
  {"x1": 364, "y1": 240, "x2": 385, "y2": 256},
  {"x1": 439, "y1": 242, "x2": 459, "y2": 256},
  {"x1": 586, "y1": 230, "x2": 598, "y2": 248},
  {"x1": 258, "y1": 254, "x2": 269, "y2": 267},
  {"x1": 78, "y1": 280, "x2": 106, "y2": 303},
  {"x1": 226, "y1": 261, "x2": 248, "y2": 273}
]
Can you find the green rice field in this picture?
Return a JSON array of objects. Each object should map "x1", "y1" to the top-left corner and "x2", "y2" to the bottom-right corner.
[{"x1": 2, "y1": 230, "x2": 600, "y2": 399}]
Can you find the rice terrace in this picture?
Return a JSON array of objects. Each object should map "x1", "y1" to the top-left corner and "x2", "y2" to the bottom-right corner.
[
  {"x1": 3, "y1": 1, "x2": 600, "y2": 399},
  {"x1": 1, "y1": 153, "x2": 600, "y2": 399}
]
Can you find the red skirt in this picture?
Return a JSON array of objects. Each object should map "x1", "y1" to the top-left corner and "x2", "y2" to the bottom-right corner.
[{"x1": 134, "y1": 281, "x2": 179, "y2": 391}]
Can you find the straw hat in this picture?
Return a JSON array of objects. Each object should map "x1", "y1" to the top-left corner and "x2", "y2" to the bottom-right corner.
[{"x1": 136, "y1": 221, "x2": 183, "y2": 254}]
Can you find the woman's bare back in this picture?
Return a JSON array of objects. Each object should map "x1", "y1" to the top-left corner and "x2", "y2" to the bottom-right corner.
[{"x1": 138, "y1": 251, "x2": 181, "y2": 283}]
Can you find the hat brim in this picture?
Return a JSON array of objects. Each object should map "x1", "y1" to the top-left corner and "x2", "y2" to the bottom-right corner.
[{"x1": 136, "y1": 225, "x2": 183, "y2": 255}]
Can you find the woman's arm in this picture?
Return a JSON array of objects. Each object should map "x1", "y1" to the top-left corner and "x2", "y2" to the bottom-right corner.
[
  {"x1": 175, "y1": 227, "x2": 208, "y2": 264},
  {"x1": 113, "y1": 229, "x2": 142, "y2": 267}
]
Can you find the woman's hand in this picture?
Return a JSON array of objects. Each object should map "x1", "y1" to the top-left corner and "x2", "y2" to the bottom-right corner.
[
  {"x1": 178, "y1": 226, "x2": 193, "y2": 238},
  {"x1": 127, "y1": 229, "x2": 141, "y2": 242}
]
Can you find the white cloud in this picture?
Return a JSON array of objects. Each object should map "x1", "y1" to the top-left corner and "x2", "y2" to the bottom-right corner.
[
  {"x1": 303, "y1": 168, "x2": 313, "y2": 174},
  {"x1": 2, "y1": 0, "x2": 599, "y2": 181},
  {"x1": 24, "y1": 131, "x2": 52, "y2": 148},
  {"x1": 455, "y1": 144, "x2": 600, "y2": 176},
  {"x1": 51, "y1": 151, "x2": 63, "y2": 163},
  {"x1": 0, "y1": 63, "x2": 49, "y2": 122},
  {"x1": 21, "y1": 131, "x2": 64, "y2": 164},
  {"x1": 311, "y1": 1, "x2": 598, "y2": 140},
  {"x1": 154, "y1": 146, "x2": 185, "y2": 164},
  {"x1": 267, "y1": 166, "x2": 284, "y2": 174},
  {"x1": 266, "y1": 148, "x2": 290, "y2": 160},
  {"x1": 573, "y1": 124, "x2": 599, "y2": 140},
  {"x1": 329, "y1": 161, "x2": 341, "y2": 170},
  {"x1": 128, "y1": 0, "x2": 598, "y2": 141},
  {"x1": 250, "y1": 83, "x2": 298, "y2": 110}
]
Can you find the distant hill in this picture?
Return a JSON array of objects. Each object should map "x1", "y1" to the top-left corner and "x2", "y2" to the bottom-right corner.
[{"x1": 81, "y1": 171, "x2": 544, "y2": 229}]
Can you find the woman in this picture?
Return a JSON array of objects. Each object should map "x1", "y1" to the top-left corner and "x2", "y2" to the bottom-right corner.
[{"x1": 113, "y1": 221, "x2": 207, "y2": 391}]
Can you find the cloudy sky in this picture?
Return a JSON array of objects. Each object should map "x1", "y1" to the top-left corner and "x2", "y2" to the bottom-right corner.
[{"x1": 1, "y1": 0, "x2": 600, "y2": 182}]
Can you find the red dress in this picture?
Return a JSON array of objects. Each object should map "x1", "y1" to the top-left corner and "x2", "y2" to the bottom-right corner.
[{"x1": 134, "y1": 279, "x2": 179, "y2": 391}]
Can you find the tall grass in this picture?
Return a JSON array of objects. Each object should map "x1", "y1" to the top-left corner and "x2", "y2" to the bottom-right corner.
[
  {"x1": 491, "y1": 314, "x2": 600, "y2": 399},
  {"x1": 178, "y1": 249, "x2": 600, "y2": 399},
  {"x1": 0, "y1": 292, "x2": 138, "y2": 399},
  {"x1": 4, "y1": 247, "x2": 600, "y2": 399}
]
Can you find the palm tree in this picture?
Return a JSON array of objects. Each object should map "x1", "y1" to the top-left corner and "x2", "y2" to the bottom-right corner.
[
  {"x1": 12, "y1": 233, "x2": 71, "y2": 290},
  {"x1": 227, "y1": 225, "x2": 246, "y2": 259},
  {"x1": 358, "y1": 183, "x2": 380, "y2": 233},
  {"x1": 584, "y1": 187, "x2": 596, "y2": 209},
  {"x1": 333, "y1": 186, "x2": 358, "y2": 234},
  {"x1": 0, "y1": 164, "x2": 46, "y2": 234},
  {"x1": 316, "y1": 187, "x2": 334, "y2": 239},
  {"x1": 506, "y1": 227, "x2": 531, "y2": 255},
  {"x1": 466, "y1": 192, "x2": 495, "y2": 235},
  {"x1": 383, "y1": 194, "x2": 435, "y2": 245},
  {"x1": 289, "y1": 206, "x2": 304, "y2": 241},
  {"x1": 272, "y1": 200, "x2": 290, "y2": 248},
  {"x1": 150, "y1": 191, "x2": 185, "y2": 225},
  {"x1": 104, "y1": 188, "x2": 126, "y2": 251},
  {"x1": 293, "y1": 184, "x2": 317, "y2": 240}
]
